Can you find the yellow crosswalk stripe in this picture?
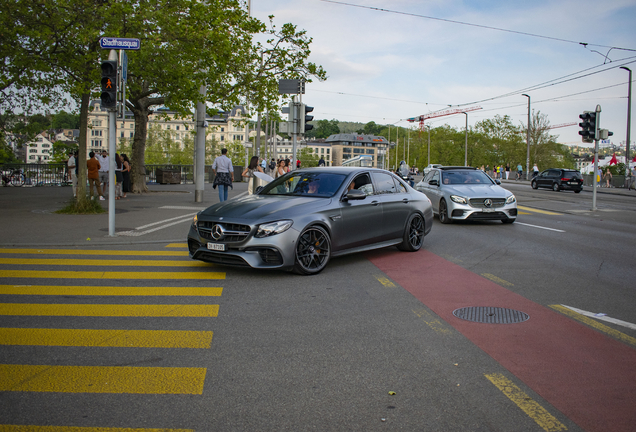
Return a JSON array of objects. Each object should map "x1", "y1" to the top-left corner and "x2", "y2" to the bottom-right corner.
[
  {"x1": 165, "y1": 243, "x2": 188, "y2": 248},
  {"x1": 0, "y1": 304, "x2": 219, "y2": 317},
  {"x1": 0, "y1": 328, "x2": 213, "y2": 348},
  {"x1": 0, "y1": 258, "x2": 209, "y2": 267},
  {"x1": 0, "y1": 364, "x2": 206, "y2": 394},
  {"x1": 0, "y1": 248, "x2": 189, "y2": 256},
  {"x1": 0, "y1": 270, "x2": 224, "y2": 279},
  {"x1": 0, "y1": 285, "x2": 222, "y2": 296},
  {"x1": 517, "y1": 206, "x2": 561, "y2": 215},
  {"x1": 0, "y1": 426, "x2": 194, "y2": 432}
]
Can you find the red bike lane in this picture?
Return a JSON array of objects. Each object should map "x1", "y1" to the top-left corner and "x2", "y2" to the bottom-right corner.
[{"x1": 367, "y1": 249, "x2": 636, "y2": 432}]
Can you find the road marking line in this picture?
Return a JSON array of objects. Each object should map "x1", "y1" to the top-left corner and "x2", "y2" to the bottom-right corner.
[
  {"x1": 550, "y1": 305, "x2": 636, "y2": 347},
  {"x1": 517, "y1": 206, "x2": 562, "y2": 215},
  {"x1": 0, "y1": 285, "x2": 222, "y2": 297},
  {"x1": 0, "y1": 364, "x2": 206, "y2": 394},
  {"x1": 0, "y1": 426, "x2": 194, "y2": 432},
  {"x1": 160, "y1": 206, "x2": 206, "y2": 211},
  {"x1": 374, "y1": 275, "x2": 396, "y2": 288},
  {"x1": 484, "y1": 373, "x2": 567, "y2": 432},
  {"x1": 166, "y1": 243, "x2": 188, "y2": 248},
  {"x1": 481, "y1": 273, "x2": 514, "y2": 287},
  {"x1": 0, "y1": 249, "x2": 188, "y2": 256},
  {"x1": 0, "y1": 304, "x2": 219, "y2": 317},
  {"x1": 118, "y1": 217, "x2": 195, "y2": 237},
  {"x1": 518, "y1": 211, "x2": 531, "y2": 215},
  {"x1": 134, "y1": 212, "x2": 199, "y2": 230},
  {"x1": 412, "y1": 308, "x2": 453, "y2": 335},
  {"x1": 0, "y1": 270, "x2": 225, "y2": 279},
  {"x1": 0, "y1": 258, "x2": 209, "y2": 267},
  {"x1": 515, "y1": 222, "x2": 565, "y2": 233},
  {"x1": 0, "y1": 328, "x2": 213, "y2": 349},
  {"x1": 559, "y1": 305, "x2": 636, "y2": 331}
]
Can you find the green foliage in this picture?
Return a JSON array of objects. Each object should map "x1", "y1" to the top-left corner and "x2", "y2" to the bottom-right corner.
[
  {"x1": 51, "y1": 140, "x2": 78, "y2": 163},
  {"x1": 306, "y1": 119, "x2": 340, "y2": 139},
  {"x1": 51, "y1": 111, "x2": 80, "y2": 129},
  {"x1": 56, "y1": 196, "x2": 106, "y2": 214},
  {"x1": 356, "y1": 121, "x2": 384, "y2": 136},
  {"x1": 0, "y1": 142, "x2": 19, "y2": 164},
  {"x1": 298, "y1": 147, "x2": 319, "y2": 167}
]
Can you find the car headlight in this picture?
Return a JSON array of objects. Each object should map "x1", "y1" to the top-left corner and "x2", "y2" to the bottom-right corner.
[
  {"x1": 255, "y1": 220, "x2": 293, "y2": 238},
  {"x1": 450, "y1": 195, "x2": 467, "y2": 204},
  {"x1": 192, "y1": 214, "x2": 199, "y2": 231},
  {"x1": 506, "y1": 195, "x2": 516, "y2": 204}
]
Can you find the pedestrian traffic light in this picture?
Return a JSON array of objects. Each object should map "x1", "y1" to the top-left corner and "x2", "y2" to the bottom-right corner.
[
  {"x1": 578, "y1": 111, "x2": 597, "y2": 143},
  {"x1": 299, "y1": 104, "x2": 314, "y2": 134},
  {"x1": 100, "y1": 60, "x2": 118, "y2": 109}
]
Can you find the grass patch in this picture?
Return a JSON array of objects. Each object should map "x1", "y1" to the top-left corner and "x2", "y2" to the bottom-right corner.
[{"x1": 56, "y1": 196, "x2": 107, "y2": 214}]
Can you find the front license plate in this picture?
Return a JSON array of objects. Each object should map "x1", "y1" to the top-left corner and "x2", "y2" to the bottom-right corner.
[
  {"x1": 483, "y1": 208, "x2": 495, "y2": 213},
  {"x1": 207, "y1": 242, "x2": 225, "y2": 251}
]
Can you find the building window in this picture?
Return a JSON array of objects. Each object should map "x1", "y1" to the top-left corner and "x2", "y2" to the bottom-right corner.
[
  {"x1": 30, "y1": 149, "x2": 37, "y2": 153},
  {"x1": 321, "y1": 148, "x2": 324, "y2": 154},
  {"x1": 29, "y1": 155, "x2": 35, "y2": 160},
  {"x1": 121, "y1": 132, "x2": 124, "y2": 138},
  {"x1": 176, "y1": 125, "x2": 180, "y2": 131},
  {"x1": 220, "y1": 136, "x2": 224, "y2": 141},
  {"x1": 42, "y1": 144, "x2": 50, "y2": 148},
  {"x1": 221, "y1": 127, "x2": 225, "y2": 132},
  {"x1": 327, "y1": 149, "x2": 330, "y2": 154},
  {"x1": 343, "y1": 148, "x2": 352, "y2": 154},
  {"x1": 130, "y1": 132, "x2": 134, "y2": 138},
  {"x1": 366, "y1": 149, "x2": 375, "y2": 154},
  {"x1": 353, "y1": 148, "x2": 364, "y2": 154}
]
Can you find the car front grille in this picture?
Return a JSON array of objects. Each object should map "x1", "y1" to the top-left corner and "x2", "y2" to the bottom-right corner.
[
  {"x1": 197, "y1": 251, "x2": 250, "y2": 267},
  {"x1": 469, "y1": 198, "x2": 506, "y2": 208},
  {"x1": 198, "y1": 221, "x2": 251, "y2": 242},
  {"x1": 467, "y1": 211, "x2": 507, "y2": 220}
]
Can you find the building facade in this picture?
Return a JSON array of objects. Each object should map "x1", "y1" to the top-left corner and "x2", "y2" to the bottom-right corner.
[{"x1": 325, "y1": 134, "x2": 389, "y2": 168}]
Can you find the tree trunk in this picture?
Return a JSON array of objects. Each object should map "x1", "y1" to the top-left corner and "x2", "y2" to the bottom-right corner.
[
  {"x1": 130, "y1": 102, "x2": 150, "y2": 193},
  {"x1": 76, "y1": 92, "x2": 90, "y2": 203}
]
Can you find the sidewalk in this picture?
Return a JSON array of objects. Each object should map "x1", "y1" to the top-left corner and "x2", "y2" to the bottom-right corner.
[
  {"x1": 498, "y1": 177, "x2": 636, "y2": 197},
  {"x1": 0, "y1": 182, "x2": 248, "y2": 247}
]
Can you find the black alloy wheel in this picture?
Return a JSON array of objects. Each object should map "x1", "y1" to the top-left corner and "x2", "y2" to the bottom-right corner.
[
  {"x1": 531, "y1": 180, "x2": 538, "y2": 189},
  {"x1": 439, "y1": 199, "x2": 452, "y2": 224},
  {"x1": 293, "y1": 225, "x2": 331, "y2": 275},
  {"x1": 552, "y1": 183, "x2": 560, "y2": 192},
  {"x1": 398, "y1": 213, "x2": 425, "y2": 251}
]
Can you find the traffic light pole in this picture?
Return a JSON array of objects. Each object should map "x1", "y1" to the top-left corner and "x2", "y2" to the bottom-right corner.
[
  {"x1": 107, "y1": 49, "x2": 118, "y2": 237},
  {"x1": 592, "y1": 105, "x2": 601, "y2": 211}
]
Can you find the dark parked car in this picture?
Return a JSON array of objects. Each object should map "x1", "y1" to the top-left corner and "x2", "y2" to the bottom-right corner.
[
  {"x1": 188, "y1": 167, "x2": 434, "y2": 275},
  {"x1": 531, "y1": 169, "x2": 583, "y2": 193}
]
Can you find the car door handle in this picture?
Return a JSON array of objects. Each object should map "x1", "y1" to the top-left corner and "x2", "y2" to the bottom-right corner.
[
  {"x1": 402, "y1": 198, "x2": 409, "y2": 204},
  {"x1": 371, "y1": 200, "x2": 380, "y2": 206}
]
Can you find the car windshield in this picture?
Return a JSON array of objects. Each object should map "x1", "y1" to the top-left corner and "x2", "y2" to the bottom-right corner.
[
  {"x1": 260, "y1": 172, "x2": 347, "y2": 197},
  {"x1": 441, "y1": 170, "x2": 493, "y2": 185}
]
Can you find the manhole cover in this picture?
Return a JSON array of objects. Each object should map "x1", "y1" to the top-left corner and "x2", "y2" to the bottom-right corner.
[{"x1": 452, "y1": 307, "x2": 529, "y2": 324}]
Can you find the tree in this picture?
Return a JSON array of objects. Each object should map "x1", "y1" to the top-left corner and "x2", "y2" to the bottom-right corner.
[
  {"x1": 51, "y1": 111, "x2": 80, "y2": 129},
  {"x1": 356, "y1": 121, "x2": 383, "y2": 136},
  {"x1": 307, "y1": 119, "x2": 339, "y2": 139},
  {"x1": 298, "y1": 147, "x2": 319, "y2": 167},
  {"x1": 51, "y1": 140, "x2": 77, "y2": 163}
]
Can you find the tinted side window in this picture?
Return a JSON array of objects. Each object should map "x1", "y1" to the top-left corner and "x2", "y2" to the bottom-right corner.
[
  {"x1": 372, "y1": 172, "x2": 397, "y2": 194},
  {"x1": 431, "y1": 171, "x2": 440, "y2": 184},
  {"x1": 395, "y1": 178, "x2": 407, "y2": 193}
]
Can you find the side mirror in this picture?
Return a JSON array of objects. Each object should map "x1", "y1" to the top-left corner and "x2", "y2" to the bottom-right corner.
[
  {"x1": 428, "y1": 179, "x2": 439, "y2": 186},
  {"x1": 495, "y1": 179, "x2": 501, "y2": 185},
  {"x1": 255, "y1": 186, "x2": 264, "y2": 194},
  {"x1": 344, "y1": 189, "x2": 366, "y2": 201}
]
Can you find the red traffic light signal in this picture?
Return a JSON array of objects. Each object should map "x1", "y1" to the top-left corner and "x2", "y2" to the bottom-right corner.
[{"x1": 100, "y1": 60, "x2": 118, "y2": 109}]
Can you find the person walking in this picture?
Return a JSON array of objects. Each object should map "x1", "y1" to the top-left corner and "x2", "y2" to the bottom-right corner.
[
  {"x1": 630, "y1": 165, "x2": 636, "y2": 190},
  {"x1": 97, "y1": 150, "x2": 109, "y2": 195},
  {"x1": 87, "y1": 151, "x2": 104, "y2": 200},
  {"x1": 67, "y1": 150, "x2": 77, "y2": 198},
  {"x1": 212, "y1": 148, "x2": 234, "y2": 202},
  {"x1": 242, "y1": 156, "x2": 264, "y2": 195},
  {"x1": 532, "y1": 163, "x2": 539, "y2": 178},
  {"x1": 603, "y1": 168, "x2": 612, "y2": 188},
  {"x1": 517, "y1": 163, "x2": 523, "y2": 180},
  {"x1": 505, "y1": 163, "x2": 510, "y2": 180},
  {"x1": 121, "y1": 154, "x2": 131, "y2": 198},
  {"x1": 318, "y1": 156, "x2": 325, "y2": 167}
]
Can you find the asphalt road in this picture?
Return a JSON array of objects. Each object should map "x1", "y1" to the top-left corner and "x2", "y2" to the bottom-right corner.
[{"x1": 1, "y1": 181, "x2": 635, "y2": 431}]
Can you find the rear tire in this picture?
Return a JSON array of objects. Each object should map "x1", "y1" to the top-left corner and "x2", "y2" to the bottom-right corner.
[
  {"x1": 293, "y1": 226, "x2": 331, "y2": 275},
  {"x1": 574, "y1": 189, "x2": 581, "y2": 193},
  {"x1": 552, "y1": 183, "x2": 560, "y2": 192},
  {"x1": 438, "y1": 199, "x2": 452, "y2": 224},
  {"x1": 531, "y1": 181, "x2": 538, "y2": 189},
  {"x1": 397, "y1": 213, "x2": 425, "y2": 251}
]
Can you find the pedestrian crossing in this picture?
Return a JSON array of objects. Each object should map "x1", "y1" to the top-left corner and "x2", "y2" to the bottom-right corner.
[{"x1": 0, "y1": 244, "x2": 218, "y2": 431}]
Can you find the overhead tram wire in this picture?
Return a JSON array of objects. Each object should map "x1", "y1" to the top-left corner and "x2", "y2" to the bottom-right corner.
[{"x1": 318, "y1": 0, "x2": 636, "y2": 53}]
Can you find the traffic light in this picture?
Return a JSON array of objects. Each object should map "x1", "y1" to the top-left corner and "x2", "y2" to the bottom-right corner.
[
  {"x1": 299, "y1": 104, "x2": 314, "y2": 134},
  {"x1": 100, "y1": 60, "x2": 118, "y2": 109},
  {"x1": 578, "y1": 111, "x2": 597, "y2": 143}
]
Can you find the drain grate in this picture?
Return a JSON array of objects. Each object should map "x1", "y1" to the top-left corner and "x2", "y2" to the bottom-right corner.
[{"x1": 452, "y1": 307, "x2": 529, "y2": 324}]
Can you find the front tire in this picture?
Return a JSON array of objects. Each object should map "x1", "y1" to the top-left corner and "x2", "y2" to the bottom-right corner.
[
  {"x1": 438, "y1": 199, "x2": 452, "y2": 224},
  {"x1": 397, "y1": 213, "x2": 425, "y2": 251},
  {"x1": 531, "y1": 180, "x2": 538, "y2": 189},
  {"x1": 552, "y1": 183, "x2": 560, "y2": 192},
  {"x1": 12, "y1": 176, "x2": 24, "y2": 187},
  {"x1": 293, "y1": 226, "x2": 331, "y2": 275}
]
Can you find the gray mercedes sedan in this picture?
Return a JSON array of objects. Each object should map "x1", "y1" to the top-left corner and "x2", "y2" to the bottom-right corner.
[
  {"x1": 415, "y1": 166, "x2": 517, "y2": 224},
  {"x1": 188, "y1": 167, "x2": 434, "y2": 275}
]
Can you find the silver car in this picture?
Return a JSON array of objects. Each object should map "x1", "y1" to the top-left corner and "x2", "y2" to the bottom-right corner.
[
  {"x1": 188, "y1": 167, "x2": 434, "y2": 275},
  {"x1": 415, "y1": 166, "x2": 517, "y2": 224}
]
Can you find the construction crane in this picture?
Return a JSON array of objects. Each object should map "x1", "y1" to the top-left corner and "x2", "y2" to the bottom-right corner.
[
  {"x1": 407, "y1": 106, "x2": 483, "y2": 130},
  {"x1": 547, "y1": 122, "x2": 577, "y2": 129}
]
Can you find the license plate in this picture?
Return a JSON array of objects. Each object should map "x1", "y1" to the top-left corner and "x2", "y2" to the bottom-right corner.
[
  {"x1": 569, "y1": 182, "x2": 577, "y2": 185},
  {"x1": 207, "y1": 242, "x2": 225, "y2": 251},
  {"x1": 483, "y1": 208, "x2": 495, "y2": 213}
]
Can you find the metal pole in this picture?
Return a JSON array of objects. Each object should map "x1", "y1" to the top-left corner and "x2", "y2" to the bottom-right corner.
[
  {"x1": 107, "y1": 49, "x2": 117, "y2": 237},
  {"x1": 462, "y1": 112, "x2": 468, "y2": 166},
  {"x1": 407, "y1": 128, "x2": 410, "y2": 166},
  {"x1": 620, "y1": 67, "x2": 632, "y2": 187},
  {"x1": 396, "y1": 127, "x2": 399, "y2": 169},
  {"x1": 522, "y1": 94, "x2": 531, "y2": 180},
  {"x1": 194, "y1": 85, "x2": 206, "y2": 203},
  {"x1": 592, "y1": 105, "x2": 601, "y2": 211},
  {"x1": 427, "y1": 125, "x2": 431, "y2": 166}
]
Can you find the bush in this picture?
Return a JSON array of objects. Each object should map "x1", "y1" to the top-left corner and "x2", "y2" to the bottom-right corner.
[{"x1": 55, "y1": 196, "x2": 106, "y2": 214}]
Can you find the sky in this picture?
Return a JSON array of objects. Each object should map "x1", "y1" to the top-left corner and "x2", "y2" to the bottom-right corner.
[{"x1": 252, "y1": 0, "x2": 636, "y2": 150}]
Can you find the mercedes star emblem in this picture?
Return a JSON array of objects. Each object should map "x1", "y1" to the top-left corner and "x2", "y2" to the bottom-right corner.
[
  {"x1": 484, "y1": 199, "x2": 493, "y2": 207},
  {"x1": 212, "y1": 224, "x2": 224, "y2": 240}
]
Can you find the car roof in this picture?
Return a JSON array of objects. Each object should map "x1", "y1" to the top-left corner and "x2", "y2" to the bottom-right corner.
[
  {"x1": 293, "y1": 166, "x2": 393, "y2": 175},
  {"x1": 438, "y1": 166, "x2": 478, "y2": 171}
]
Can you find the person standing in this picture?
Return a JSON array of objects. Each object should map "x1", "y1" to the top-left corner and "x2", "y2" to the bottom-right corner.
[
  {"x1": 114, "y1": 153, "x2": 123, "y2": 199},
  {"x1": 242, "y1": 156, "x2": 264, "y2": 195},
  {"x1": 505, "y1": 163, "x2": 510, "y2": 180},
  {"x1": 67, "y1": 150, "x2": 77, "y2": 198},
  {"x1": 97, "y1": 150, "x2": 109, "y2": 196},
  {"x1": 517, "y1": 163, "x2": 523, "y2": 180},
  {"x1": 630, "y1": 165, "x2": 636, "y2": 190},
  {"x1": 121, "y1": 154, "x2": 131, "y2": 198},
  {"x1": 532, "y1": 163, "x2": 539, "y2": 178},
  {"x1": 87, "y1": 151, "x2": 104, "y2": 200},
  {"x1": 603, "y1": 168, "x2": 612, "y2": 188},
  {"x1": 212, "y1": 148, "x2": 234, "y2": 202},
  {"x1": 318, "y1": 156, "x2": 325, "y2": 167}
]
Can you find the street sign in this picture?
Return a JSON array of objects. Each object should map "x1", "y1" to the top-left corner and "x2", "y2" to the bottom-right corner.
[
  {"x1": 278, "y1": 79, "x2": 305, "y2": 94},
  {"x1": 122, "y1": 51, "x2": 128, "y2": 81},
  {"x1": 100, "y1": 37, "x2": 141, "y2": 50}
]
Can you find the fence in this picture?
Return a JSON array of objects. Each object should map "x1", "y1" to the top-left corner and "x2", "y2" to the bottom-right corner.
[
  {"x1": 582, "y1": 174, "x2": 627, "y2": 188},
  {"x1": 1, "y1": 163, "x2": 69, "y2": 186},
  {"x1": 145, "y1": 165, "x2": 245, "y2": 184}
]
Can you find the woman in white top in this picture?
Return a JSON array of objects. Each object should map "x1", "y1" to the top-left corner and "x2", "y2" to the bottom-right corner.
[
  {"x1": 242, "y1": 156, "x2": 264, "y2": 194},
  {"x1": 275, "y1": 160, "x2": 286, "y2": 178}
]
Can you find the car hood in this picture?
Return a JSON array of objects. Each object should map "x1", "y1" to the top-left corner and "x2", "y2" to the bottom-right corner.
[
  {"x1": 442, "y1": 184, "x2": 512, "y2": 198},
  {"x1": 199, "y1": 195, "x2": 333, "y2": 222}
]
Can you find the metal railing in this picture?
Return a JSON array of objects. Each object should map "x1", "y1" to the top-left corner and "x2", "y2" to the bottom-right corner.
[{"x1": 1, "y1": 163, "x2": 69, "y2": 186}]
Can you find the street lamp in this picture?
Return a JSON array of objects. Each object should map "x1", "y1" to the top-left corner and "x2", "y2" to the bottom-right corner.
[
  {"x1": 620, "y1": 67, "x2": 632, "y2": 187},
  {"x1": 461, "y1": 112, "x2": 468, "y2": 166},
  {"x1": 522, "y1": 94, "x2": 531, "y2": 180}
]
